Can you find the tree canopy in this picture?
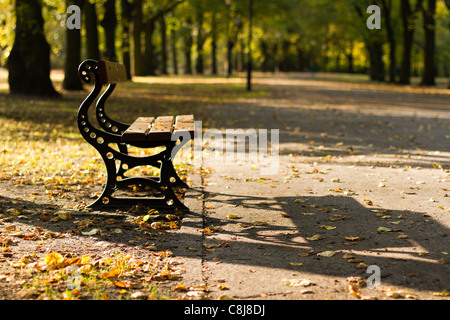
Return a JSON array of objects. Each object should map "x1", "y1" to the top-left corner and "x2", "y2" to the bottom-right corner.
[{"x1": 0, "y1": 0, "x2": 449, "y2": 96}]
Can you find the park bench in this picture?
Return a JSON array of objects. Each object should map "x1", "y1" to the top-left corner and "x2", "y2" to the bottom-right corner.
[{"x1": 77, "y1": 59, "x2": 194, "y2": 212}]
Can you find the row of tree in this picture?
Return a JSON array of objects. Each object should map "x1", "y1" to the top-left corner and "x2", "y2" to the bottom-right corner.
[{"x1": 2, "y1": 0, "x2": 450, "y2": 97}]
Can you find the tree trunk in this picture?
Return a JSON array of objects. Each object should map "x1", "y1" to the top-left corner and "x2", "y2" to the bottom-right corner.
[
  {"x1": 346, "y1": 41, "x2": 354, "y2": 73},
  {"x1": 171, "y1": 29, "x2": 178, "y2": 75},
  {"x1": 260, "y1": 40, "x2": 270, "y2": 72},
  {"x1": 160, "y1": 15, "x2": 168, "y2": 75},
  {"x1": 143, "y1": 19, "x2": 156, "y2": 75},
  {"x1": 381, "y1": 0, "x2": 397, "y2": 83},
  {"x1": 420, "y1": 0, "x2": 436, "y2": 86},
  {"x1": 184, "y1": 35, "x2": 193, "y2": 75},
  {"x1": 63, "y1": 0, "x2": 83, "y2": 91},
  {"x1": 211, "y1": 11, "x2": 217, "y2": 75},
  {"x1": 121, "y1": 0, "x2": 132, "y2": 79},
  {"x1": 399, "y1": 0, "x2": 423, "y2": 84},
  {"x1": 100, "y1": 0, "x2": 117, "y2": 62},
  {"x1": 131, "y1": 0, "x2": 144, "y2": 76},
  {"x1": 446, "y1": 0, "x2": 450, "y2": 88},
  {"x1": 195, "y1": 2, "x2": 204, "y2": 74},
  {"x1": 367, "y1": 41, "x2": 385, "y2": 81},
  {"x1": 84, "y1": 0, "x2": 100, "y2": 60},
  {"x1": 8, "y1": 0, "x2": 60, "y2": 97},
  {"x1": 183, "y1": 17, "x2": 193, "y2": 75},
  {"x1": 226, "y1": 40, "x2": 234, "y2": 77}
]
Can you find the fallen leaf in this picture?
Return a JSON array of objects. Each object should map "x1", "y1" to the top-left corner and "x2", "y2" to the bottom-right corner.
[
  {"x1": 102, "y1": 267, "x2": 121, "y2": 279},
  {"x1": 227, "y1": 214, "x2": 239, "y2": 219},
  {"x1": 81, "y1": 228, "x2": 99, "y2": 236},
  {"x1": 348, "y1": 259, "x2": 363, "y2": 263},
  {"x1": 348, "y1": 283, "x2": 362, "y2": 298},
  {"x1": 320, "y1": 225, "x2": 336, "y2": 230},
  {"x1": 282, "y1": 279, "x2": 312, "y2": 287},
  {"x1": 289, "y1": 262, "x2": 304, "y2": 267},
  {"x1": 377, "y1": 227, "x2": 392, "y2": 232},
  {"x1": 317, "y1": 251, "x2": 336, "y2": 257},
  {"x1": 298, "y1": 252, "x2": 312, "y2": 257},
  {"x1": 380, "y1": 288, "x2": 417, "y2": 299},
  {"x1": 429, "y1": 290, "x2": 450, "y2": 297},
  {"x1": 54, "y1": 211, "x2": 71, "y2": 220},
  {"x1": 253, "y1": 221, "x2": 268, "y2": 226},
  {"x1": 44, "y1": 252, "x2": 64, "y2": 267},
  {"x1": 174, "y1": 284, "x2": 188, "y2": 292},
  {"x1": 345, "y1": 236, "x2": 360, "y2": 241},
  {"x1": 113, "y1": 281, "x2": 130, "y2": 288},
  {"x1": 306, "y1": 234, "x2": 323, "y2": 241}
]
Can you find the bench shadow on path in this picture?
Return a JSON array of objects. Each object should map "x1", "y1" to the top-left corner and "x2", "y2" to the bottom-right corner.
[{"x1": 199, "y1": 191, "x2": 450, "y2": 293}]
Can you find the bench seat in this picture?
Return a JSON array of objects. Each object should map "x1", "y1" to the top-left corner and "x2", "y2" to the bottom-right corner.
[{"x1": 122, "y1": 115, "x2": 195, "y2": 143}]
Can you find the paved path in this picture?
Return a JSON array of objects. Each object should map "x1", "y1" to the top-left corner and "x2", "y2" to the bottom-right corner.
[{"x1": 176, "y1": 76, "x2": 450, "y2": 300}]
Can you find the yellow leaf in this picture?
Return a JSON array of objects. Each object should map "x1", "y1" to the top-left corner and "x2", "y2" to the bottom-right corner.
[
  {"x1": 345, "y1": 236, "x2": 360, "y2": 241},
  {"x1": 54, "y1": 211, "x2": 71, "y2": 220},
  {"x1": 113, "y1": 281, "x2": 130, "y2": 288},
  {"x1": 174, "y1": 284, "x2": 188, "y2": 292},
  {"x1": 377, "y1": 226, "x2": 392, "y2": 232},
  {"x1": 429, "y1": 290, "x2": 450, "y2": 297},
  {"x1": 227, "y1": 214, "x2": 239, "y2": 219},
  {"x1": 218, "y1": 285, "x2": 229, "y2": 290},
  {"x1": 347, "y1": 259, "x2": 363, "y2": 263},
  {"x1": 203, "y1": 227, "x2": 212, "y2": 234},
  {"x1": 348, "y1": 283, "x2": 362, "y2": 298},
  {"x1": 320, "y1": 225, "x2": 336, "y2": 230},
  {"x1": 78, "y1": 264, "x2": 92, "y2": 274},
  {"x1": 6, "y1": 208, "x2": 22, "y2": 216},
  {"x1": 185, "y1": 245, "x2": 198, "y2": 251},
  {"x1": 79, "y1": 255, "x2": 91, "y2": 265},
  {"x1": 306, "y1": 234, "x2": 323, "y2": 241},
  {"x1": 44, "y1": 252, "x2": 64, "y2": 266},
  {"x1": 317, "y1": 251, "x2": 336, "y2": 257},
  {"x1": 289, "y1": 262, "x2": 304, "y2": 266},
  {"x1": 102, "y1": 267, "x2": 121, "y2": 279}
]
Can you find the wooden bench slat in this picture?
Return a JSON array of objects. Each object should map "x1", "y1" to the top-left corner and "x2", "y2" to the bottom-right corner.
[
  {"x1": 175, "y1": 115, "x2": 194, "y2": 123},
  {"x1": 122, "y1": 117, "x2": 154, "y2": 142},
  {"x1": 147, "y1": 116, "x2": 174, "y2": 141},
  {"x1": 173, "y1": 116, "x2": 195, "y2": 139},
  {"x1": 98, "y1": 60, "x2": 127, "y2": 84},
  {"x1": 121, "y1": 115, "x2": 195, "y2": 143}
]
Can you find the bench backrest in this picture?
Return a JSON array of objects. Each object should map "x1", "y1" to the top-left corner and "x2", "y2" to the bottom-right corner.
[{"x1": 98, "y1": 60, "x2": 127, "y2": 85}]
